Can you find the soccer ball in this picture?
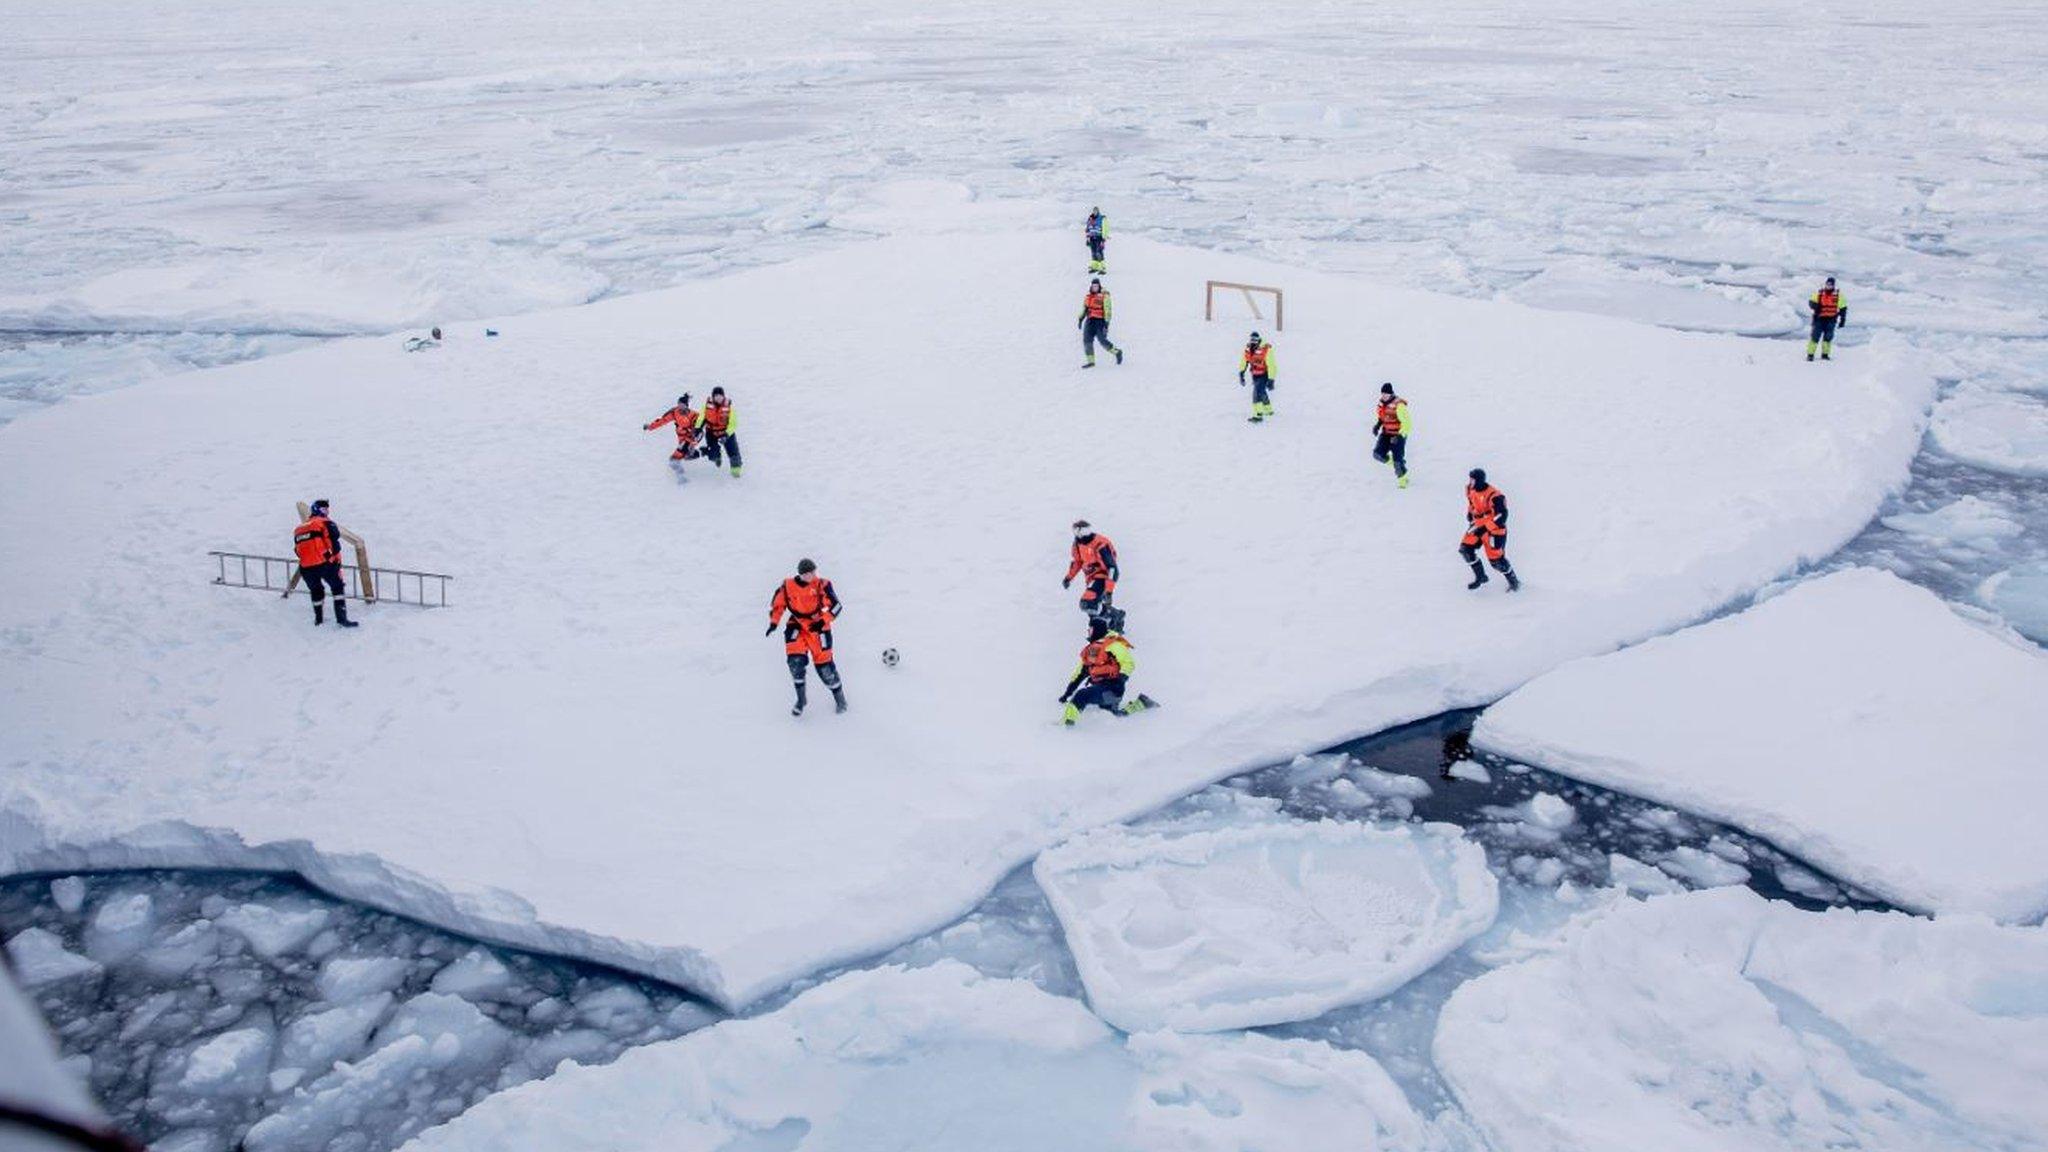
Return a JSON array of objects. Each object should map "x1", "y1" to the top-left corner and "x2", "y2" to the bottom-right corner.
[{"x1": 881, "y1": 647, "x2": 900, "y2": 668}]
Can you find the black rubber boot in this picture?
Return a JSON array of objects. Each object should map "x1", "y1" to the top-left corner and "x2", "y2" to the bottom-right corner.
[
  {"x1": 1113, "y1": 347, "x2": 1124, "y2": 365},
  {"x1": 334, "y1": 601, "x2": 359, "y2": 628},
  {"x1": 791, "y1": 680, "x2": 807, "y2": 717},
  {"x1": 313, "y1": 602, "x2": 325, "y2": 626},
  {"x1": 1466, "y1": 563, "x2": 1489, "y2": 590},
  {"x1": 1504, "y1": 569, "x2": 1522, "y2": 592},
  {"x1": 832, "y1": 688, "x2": 848, "y2": 714}
]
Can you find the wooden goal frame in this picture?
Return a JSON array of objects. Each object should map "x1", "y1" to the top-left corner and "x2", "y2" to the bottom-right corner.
[
  {"x1": 1204, "y1": 280, "x2": 1285, "y2": 331},
  {"x1": 284, "y1": 500, "x2": 377, "y2": 602}
]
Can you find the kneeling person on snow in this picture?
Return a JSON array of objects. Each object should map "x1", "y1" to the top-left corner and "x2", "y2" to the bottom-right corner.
[
  {"x1": 644, "y1": 394, "x2": 704, "y2": 464},
  {"x1": 768, "y1": 558, "x2": 847, "y2": 716},
  {"x1": 1059, "y1": 617, "x2": 1157, "y2": 726},
  {"x1": 292, "y1": 499, "x2": 358, "y2": 628},
  {"x1": 1460, "y1": 468, "x2": 1520, "y2": 592},
  {"x1": 1239, "y1": 332, "x2": 1275, "y2": 422},
  {"x1": 1078, "y1": 279, "x2": 1123, "y2": 368},
  {"x1": 700, "y1": 386, "x2": 743, "y2": 477}
]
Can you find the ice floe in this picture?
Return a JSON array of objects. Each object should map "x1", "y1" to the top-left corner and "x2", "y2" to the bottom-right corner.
[
  {"x1": 0, "y1": 232, "x2": 1933, "y2": 1008},
  {"x1": 399, "y1": 961, "x2": 1448, "y2": 1152},
  {"x1": 1476, "y1": 567, "x2": 2048, "y2": 920},
  {"x1": 1436, "y1": 887, "x2": 2048, "y2": 1152},
  {"x1": 1929, "y1": 388, "x2": 2048, "y2": 477},
  {"x1": 1034, "y1": 804, "x2": 1496, "y2": 1032}
]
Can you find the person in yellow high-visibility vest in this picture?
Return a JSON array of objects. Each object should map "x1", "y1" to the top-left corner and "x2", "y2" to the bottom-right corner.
[
  {"x1": 1238, "y1": 332, "x2": 1275, "y2": 422},
  {"x1": 1058, "y1": 617, "x2": 1157, "y2": 726},
  {"x1": 1807, "y1": 276, "x2": 1848, "y2": 361},
  {"x1": 1078, "y1": 279, "x2": 1123, "y2": 369},
  {"x1": 1372, "y1": 382, "x2": 1413, "y2": 488}
]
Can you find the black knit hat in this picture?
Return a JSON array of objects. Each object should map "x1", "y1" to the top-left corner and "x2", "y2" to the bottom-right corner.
[
  {"x1": 1380, "y1": 382, "x2": 1395, "y2": 395},
  {"x1": 797, "y1": 558, "x2": 817, "y2": 575}
]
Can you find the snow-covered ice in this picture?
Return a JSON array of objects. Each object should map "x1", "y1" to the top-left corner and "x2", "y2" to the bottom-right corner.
[
  {"x1": 1981, "y1": 561, "x2": 2048, "y2": 645},
  {"x1": 1879, "y1": 494, "x2": 2022, "y2": 546},
  {"x1": 1475, "y1": 567, "x2": 2048, "y2": 920},
  {"x1": 397, "y1": 960, "x2": 1446, "y2": 1152},
  {"x1": 5, "y1": 926, "x2": 104, "y2": 989},
  {"x1": 0, "y1": 227, "x2": 1932, "y2": 1009},
  {"x1": 1435, "y1": 887, "x2": 2048, "y2": 1152},
  {"x1": 1504, "y1": 262, "x2": 1793, "y2": 336},
  {"x1": 1033, "y1": 802, "x2": 1496, "y2": 1032},
  {"x1": 1929, "y1": 388, "x2": 2048, "y2": 477}
]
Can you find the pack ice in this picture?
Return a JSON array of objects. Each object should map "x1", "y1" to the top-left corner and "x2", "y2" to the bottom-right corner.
[
  {"x1": 1474, "y1": 567, "x2": 2048, "y2": 921},
  {"x1": 1033, "y1": 798, "x2": 1496, "y2": 1032},
  {"x1": 0, "y1": 225, "x2": 1932, "y2": 1009},
  {"x1": 1929, "y1": 387, "x2": 2048, "y2": 477},
  {"x1": 396, "y1": 960, "x2": 1445, "y2": 1152},
  {"x1": 1435, "y1": 887, "x2": 2048, "y2": 1152}
]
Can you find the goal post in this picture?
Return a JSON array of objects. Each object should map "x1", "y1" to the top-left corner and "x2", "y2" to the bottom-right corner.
[
  {"x1": 1204, "y1": 280, "x2": 1285, "y2": 331},
  {"x1": 285, "y1": 500, "x2": 377, "y2": 603}
]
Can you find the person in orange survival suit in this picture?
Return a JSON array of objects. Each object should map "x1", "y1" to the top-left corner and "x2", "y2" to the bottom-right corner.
[
  {"x1": 292, "y1": 499, "x2": 358, "y2": 628},
  {"x1": 1460, "y1": 468, "x2": 1521, "y2": 592},
  {"x1": 1063, "y1": 519, "x2": 1125, "y2": 631},
  {"x1": 643, "y1": 393, "x2": 704, "y2": 468},
  {"x1": 767, "y1": 558, "x2": 846, "y2": 716}
]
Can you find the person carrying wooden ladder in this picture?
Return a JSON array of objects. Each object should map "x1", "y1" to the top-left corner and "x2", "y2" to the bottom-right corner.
[{"x1": 292, "y1": 500, "x2": 359, "y2": 628}]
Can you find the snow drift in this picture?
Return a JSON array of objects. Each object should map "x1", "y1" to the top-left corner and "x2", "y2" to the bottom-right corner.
[
  {"x1": 1436, "y1": 887, "x2": 2048, "y2": 1152},
  {"x1": 1473, "y1": 567, "x2": 2048, "y2": 921},
  {"x1": 0, "y1": 223, "x2": 1931, "y2": 1009}
]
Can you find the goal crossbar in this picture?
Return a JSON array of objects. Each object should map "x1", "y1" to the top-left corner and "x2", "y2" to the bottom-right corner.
[{"x1": 1204, "y1": 280, "x2": 1285, "y2": 331}]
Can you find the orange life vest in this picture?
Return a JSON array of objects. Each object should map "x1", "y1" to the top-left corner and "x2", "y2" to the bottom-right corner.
[
  {"x1": 293, "y1": 516, "x2": 335, "y2": 567},
  {"x1": 1084, "y1": 291, "x2": 1108, "y2": 320},
  {"x1": 1082, "y1": 635, "x2": 1129, "y2": 682},
  {"x1": 1378, "y1": 396, "x2": 1405, "y2": 435},
  {"x1": 775, "y1": 576, "x2": 835, "y2": 623},
  {"x1": 1815, "y1": 288, "x2": 1840, "y2": 319},
  {"x1": 1071, "y1": 534, "x2": 1116, "y2": 581},
  {"x1": 703, "y1": 398, "x2": 732, "y2": 437},
  {"x1": 1244, "y1": 345, "x2": 1271, "y2": 377},
  {"x1": 1467, "y1": 483, "x2": 1504, "y2": 529}
]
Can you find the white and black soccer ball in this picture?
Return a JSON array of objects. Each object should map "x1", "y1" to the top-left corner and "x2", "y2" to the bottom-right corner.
[{"x1": 881, "y1": 647, "x2": 900, "y2": 668}]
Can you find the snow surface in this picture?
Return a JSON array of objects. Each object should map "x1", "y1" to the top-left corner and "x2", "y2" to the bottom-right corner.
[
  {"x1": 1033, "y1": 800, "x2": 1496, "y2": 1032},
  {"x1": 1435, "y1": 887, "x2": 2048, "y2": 1152},
  {"x1": 0, "y1": 225, "x2": 1931, "y2": 1009},
  {"x1": 397, "y1": 960, "x2": 1447, "y2": 1152},
  {"x1": 1475, "y1": 567, "x2": 2048, "y2": 921},
  {"x1": 1929, "y1": 388, "x2": 2048, "y2": 477}
]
